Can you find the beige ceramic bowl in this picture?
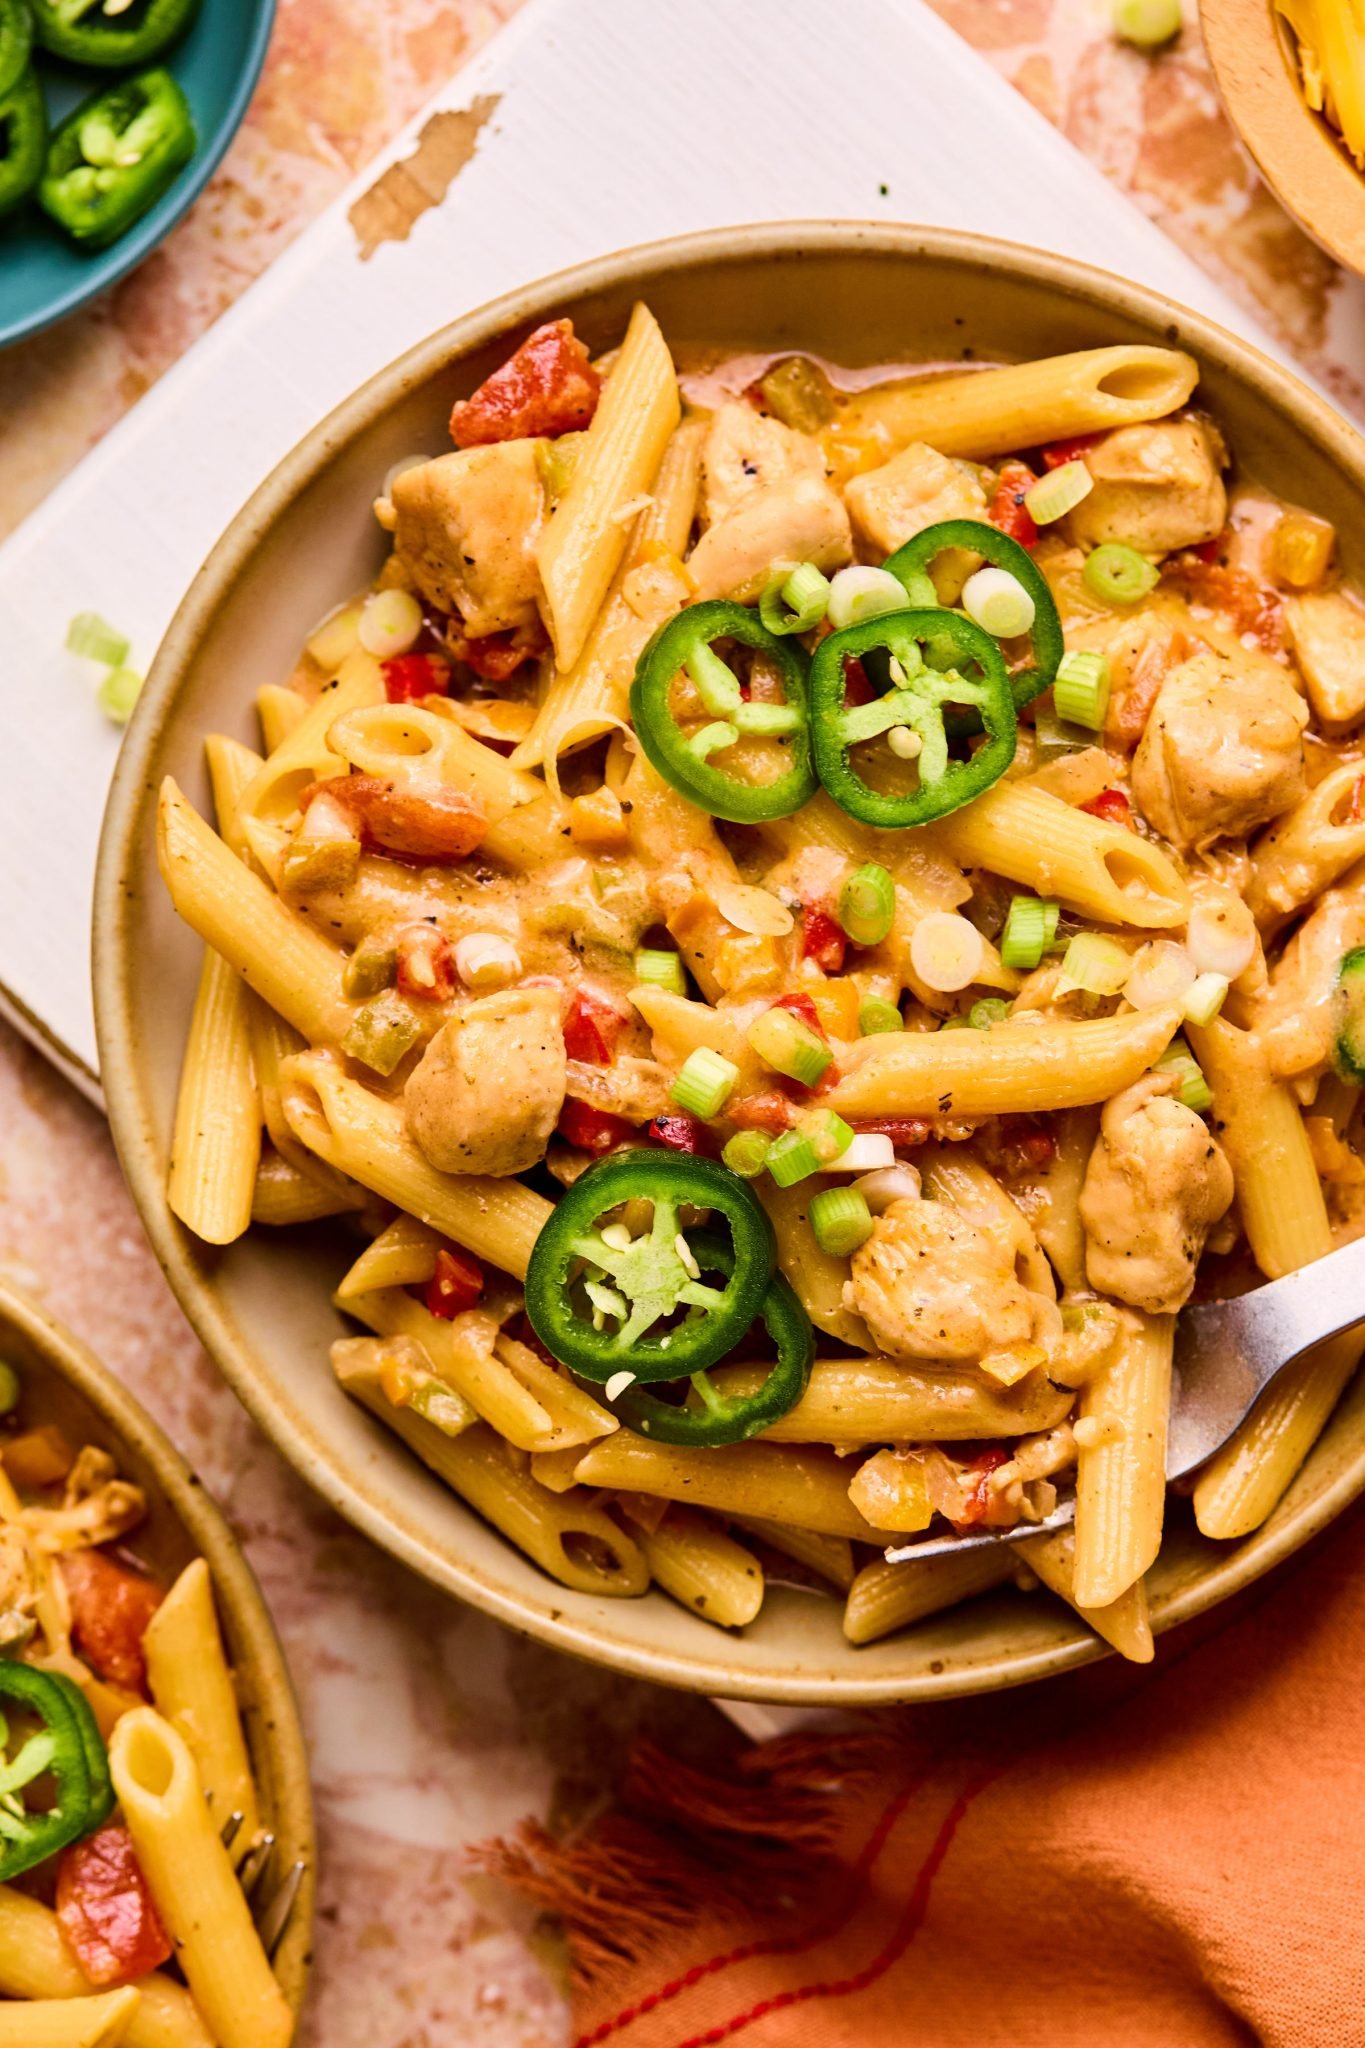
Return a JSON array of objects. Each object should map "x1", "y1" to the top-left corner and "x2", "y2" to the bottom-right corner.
[
  {"x1": 1201, "y1": 0, "x2": 1365, "y2": 276},
  {"x1": 95, "y1": 224, "x2": 1365, "y2": 1704},
  {"x1": 0, "y1": 1280, "x2": 314, "y2": 2011}
]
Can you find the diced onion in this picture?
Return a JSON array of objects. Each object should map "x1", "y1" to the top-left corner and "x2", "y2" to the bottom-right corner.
[
  {"x1": 854, "y1": 1165, "x2": 923, "y2": 1212},
  {"x1": 454, "y1": 933, "x2": 521, "y2": 989},
  {"x1": 1056, "y1": 932, "x2": 1130, "y2": 996},
  {"x1": 1024, "y1": 459, "x2": 1094, "y2": 525},
  {"x1": 1124, "y1": 939, "x2": 1196, "y2": 1009},
  {"x1": 1186, "y1": 897, "x2": 1256, "y2": 980},
  {"x1": 910, "y1": 911, "x2": 985, "y2": 993},
  {"x1": 826, "y1": 1133, "x2": 895, "y2": 1172},
  {"x1": 714, "y1": 881, "x2": 795, "y2": 938},
  {"x1": 962, "y1": 566, "x2": 1036, "y2": 640},
  {"x1": 359, "y1": 588, "x2": 424, "y2": 657},
  {"x1": 826, "y1": 565, "x2": 910, "y2": 632},
  {"x1": 1183, "y1": 972, "x2": 1229, "y2": 1026}
]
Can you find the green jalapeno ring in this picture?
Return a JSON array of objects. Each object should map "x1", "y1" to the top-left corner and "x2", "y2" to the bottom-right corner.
[
  {"x1": 883, "y1": 518, "x2": 1064, "y2": 713},
  {"x1": 524, "y1": 1150, "x2": 777, "y2": 1383},
  {"x1": 809, "y1": 609, "x2": 1017, "y2": 831},
  {"x1": 45, "y1": 1670, "x2": 115, "y2": 1831},
  {"x1": 32, "y1": 0, "x2": 201, "y2": 69},
  {"x1": 0, "y1": 1658, "x2": 104, "y2": 1882},
  {"x1": 0, "y1": 65, "x2": 46, "y2": 220},
  {"x1": 0, "y1": 1, "x2": 33, "y2": 99},
  {"x1": 612, "y1": 1231, "x2": 814, "y2": 1448},
  {"x1": 629, "y1": 599, "x2": 818, "y2": 824}
]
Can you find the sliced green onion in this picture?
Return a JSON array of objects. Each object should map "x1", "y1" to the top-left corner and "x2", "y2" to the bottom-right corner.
[
  {"x1": 1001, "y1": 896, "x2": 1060, "y2": 971},
  {"x1": 1024, "y1": 460, "x2": 1094, "y2": 526},
  {"x1": 0, "y1": 1361, "x2": 19, "y2": 1416},
  {"x1": 1083, "y1": 543, "x2": 1160, "y2": 605},
  {"x1": 809, "y1": 1186, "x2": 874, "y2": 1257},
  {"x1": 800, "y1": 1108, "x2": 854, "y2": 1164},
  {"x1": 670, "y1": 1047, "x2": 740, "y2": 1118},
  {"x1": 97, "y1": 668, "x2": 144, "y2": 727},
  {"x1": 1113, "y1": 0, "x2": 1182, "y2": 48},
  {"x1": 1183, "y1": 971, "x2": 1229, "y2": 1027},
  {"x1": 838, "y1": 863, "x2": 896, "y2": 948},
  {"x1": 765, "y1": 1130, "x2": 822, "y2": 1187},
  {"x1": 962, "y1": 566, "x2": 1036, "y2": 640},
  {"x1": 1052, "y1": 649, "x2": 1112, "y2": 731},
  {"x1": 969, "y1": 997, "x2": 1011, "y2": 1028},
  {"x1": 826, "y1": 565, "x2": 910, "y2": 632},
  {"x1": 66, "y1": 612, "x2": 130, "y2": 667},
  {"x1": 760, "y1": 560, "x2": 832, "y2": 636},
  {"x1": 747, "y1": 1007, "x2": 831, "y2": 1087},
  {"x1": 858, "y1": 997, "x2": 904, "y2": 1036},
  {"x1": 1056, "y1": 932, "x2": 1130, "y2": 997},
  {"x1": 634, "y1": 948, "x2": 687, "y2": 997},
  {"x1": 939, "y1": 1013, "x2": 974, "y2": 1030},
  {"x1": 1155, "y1": 1039, "x2": 1212, "y2": 1112},
  {"x1": 359, "y1": 587, "x2": 423, "y2": 657},
  {"x1": 723, "y1": 1131, "x2": 771, "y2": 1178},
  {"x1": 909, "y1": 911, "x2": 985, "y2": 993}
]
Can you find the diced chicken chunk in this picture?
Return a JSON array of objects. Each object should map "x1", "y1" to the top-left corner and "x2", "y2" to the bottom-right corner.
[
  {"x1": 1251, "y1": 874, "x2": 1365, "y2": 1083},
  {"x1": 1286, "y1": 589, "x2": 1365, "y2": 727},
  {"x1": 844, "y1": 441, "x2": 987, "y2": 558},
  {"x1": 1079, "y1": 1075, "x2": 1233, "y2": 1314},
  {"x1": 687, "y1": 475, "x2": 852, "y2": 602},
  {"x1": 843, "y1": 1196, "x2": 1044, "y2": 1363},
  {"x1": 1067, "y1": 418, "x2": 1227, "y2": 555},
  {"x1": 391, "y1": 442, "x2": 546, "y2": 637},
  {"x1": 1132, "y1": 651, "x2": 1307, "y2": 851},
  {"x1": 699, "y1": 402, "x2": 826, "y2": 527},
  {"x1": 405, "y1": 987, "x2": 565, "y2": 1175}
]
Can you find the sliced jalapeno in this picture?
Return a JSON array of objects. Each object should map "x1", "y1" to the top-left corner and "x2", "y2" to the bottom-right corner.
[{"x1": 884, "y1": 519, "x2": 1063, "y2": 712}]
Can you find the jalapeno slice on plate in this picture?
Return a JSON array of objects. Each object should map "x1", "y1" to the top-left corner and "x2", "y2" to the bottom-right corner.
[
  {"x1": 31, "y1": 0, "x2": 201, "y2": 69},
  {"x1": 39, "y1": 68, "x2": 196, "y2": 250},
  {"x1": 884, "y1": 518, "x2": 1063, "y2": 712},
  {"x1": 0, "y1": 66, "x2": 46, "y2": 219}
]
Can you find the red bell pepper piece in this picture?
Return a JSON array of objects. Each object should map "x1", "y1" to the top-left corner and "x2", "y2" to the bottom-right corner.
[
  {"x1": 563, "y1": 987, "x2": 627, "y2": 1064},
  {"x1": 58, "y1": 1550, "x2": 162, "y2": 1694},
  {"x1": 800, "y1": 905, "x2": 846, "y2": 974},
  {"x1": 382, "y1": 653, "x2": 452, "y2": 704},
  {"x1": 396, "y1": 925, "x2": 456, "y2": 1002},
  {"x1": 771, "y1": 991, "x2": 827, "y2": 1038},
  {"x1": 302, "y1": 776, "x2": 486, "y2": 865},
  {"x1": 727, "y1": 1091, "x2": 794, "y2": 1135},
  {"x1": 953, "y1": 1446, "x2": 1011, "y2": 1529},
  {"x1": 1079, "y1": 787, "x2": 1132, "y2": 829},
  {"x1": 646, "y1": 1113, "x2": 719, "y2": 1156},
  {"x1": 446, "y1": 618, "x2": 548, "y2": 683},
  {"x1": 987, "y1": 460, "x2": 1038, "y2": 549},
  {"x1": 998, "y1": 1114, "x2": 1058, "y2": 1172},
  {"x1": 424, "y1": 1245, "x2": 485, "y2": 1319},
  {"x1": 849, "y1": 1115, "x2": 932, "y2": 1149},
  {"x1": 557, "y1": 1099, "x2": 636, "y2": 1155},
  {"x1": 1040, "y1": 431, "x2": 1104, "y2": 470},
  {"x1": 450, "y1": 320, "x2": 601, "y2": 447},
  {"x1": 56, "y1": 1826, "x2": 172, "y2": 1987}
]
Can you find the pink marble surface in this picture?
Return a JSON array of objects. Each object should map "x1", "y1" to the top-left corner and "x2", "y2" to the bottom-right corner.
[{"x1": 4, "y1": 1, "x2": 1365, "y2": 2041}]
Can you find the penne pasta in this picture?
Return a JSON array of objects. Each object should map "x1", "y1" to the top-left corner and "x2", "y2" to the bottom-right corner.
[
  {"x1": 711, "y1": 1356, "x2": 1073, "y2": 1444},
  {"x1": 1245, "y1": 764, "x2": 1365, "y2": 934},
  {"x1": 937, "y1": 784, "x2": 1190, "y2": 929},
  {"x1": 143, "y1": 1558, "x2": 259, "y2": 1850},
  {"x1": 1072, "y1": 1312, "x2": 1172, "y2": 1610},
  {"x1": 251, "y1": 1149, "x2": 363, "y2": 1225},
  {"x1": 1018, "y1": 1525, "x2": 1154, "y2": 1664},
  {"x1": 756, "y1": 1179, "x2": 875, "y2": 1349},
  {"x1": 166, "y1": 946, "x2": 260, "y2": 1245},
  {"x1": 730, "y1": 1516, "x2": 856, "y2": 1591},
  {"x1": 0, "y1": 1988, "x2": 143, "y2": 2048},
  {"x1": 254, "y1": 682, "x2": 308, "y2": 753},
  {"x1": 0, "y1": 1887, "x2": 213, "y2": 2048},
  {"x1": 642, "y1": 1508, "x2": 765, "y2": 1627},
  {"x1": 842, "y1": 1548, "x2": 1015, "y2": 1646},
  {"x1": 572, "y1": 1435, "x2": 889, "y2": 1541},
  {"x1": 238, "y1": 650, "x2": 384, "y2": 828},
  {"x1": 340, "y1": 1287, "x2": 549, "y2": 1447},
  {"x1": 335, "y1": 1213, "x2": 445, "y2": 1299}
]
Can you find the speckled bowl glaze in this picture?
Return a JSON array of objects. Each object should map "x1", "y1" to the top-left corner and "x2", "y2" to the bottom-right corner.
[
  {"x1": 94, "y1": 223, "x2": 1365, "y2": 1703},
  {"x1": 1200, "y1": 0, "x2": 1365, "y2": 277},
  {"x1": 0, "y1": 1278, "x2": 314, "y2": 2009}
]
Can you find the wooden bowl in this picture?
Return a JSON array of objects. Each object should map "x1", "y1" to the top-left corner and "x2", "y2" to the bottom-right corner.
[
  {"x1": 93, "y1": 221, "x2": 1365, "y2": 1704},
  {"x1": 0, "y1": 1279, "x2": 314, "y2": 2014},
  {"x1": 1200, "y1": 0, "x2": 1365, "y2": 275}
]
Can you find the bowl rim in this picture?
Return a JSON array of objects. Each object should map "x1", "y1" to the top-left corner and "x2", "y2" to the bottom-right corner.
[
  {"x1": 94, "y1": 219, "x2": 1365, "y2": 1703},
  {"x1": 0, "y1": 1274, "x2": 315, "y2": 2008},
  {"x1": 0, "y1": 0, "x2": 278, "y2": 352}
]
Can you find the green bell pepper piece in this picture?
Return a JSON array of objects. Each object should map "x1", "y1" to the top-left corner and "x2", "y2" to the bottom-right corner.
[
  {"x1": 883, "y1": 518, "x2": 1064, "y2": 712},
  {"x1": 39, "y1": 68, "x2": 196, "y2": 250},
  {"x1": 0, "y1": 0, "x2": 32, "y2": 98},
  {"x1": 0, "y1": 64, "x2": 45, "y2": 219},
  {"x1": 31, "y1": 0, "x2": 200, "y2": 69}
]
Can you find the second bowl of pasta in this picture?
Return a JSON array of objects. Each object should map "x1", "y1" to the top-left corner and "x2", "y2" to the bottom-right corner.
[{"x1": 95, "y1": 223, "x2": 1365, "y2": 1703}]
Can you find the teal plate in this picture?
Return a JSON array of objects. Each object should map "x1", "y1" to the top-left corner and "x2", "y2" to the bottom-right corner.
[{"x1": 0, "y1": 0, "x2": 275, "y2": 349}]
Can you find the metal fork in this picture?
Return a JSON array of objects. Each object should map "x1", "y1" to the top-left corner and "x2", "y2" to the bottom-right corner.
[
  {"x1": 884, "y1": 1233, "x2": 1365, "y2": 1564},
  {"x1": 221, "y1": 1810, "x2": 307, "y2": 1960}
]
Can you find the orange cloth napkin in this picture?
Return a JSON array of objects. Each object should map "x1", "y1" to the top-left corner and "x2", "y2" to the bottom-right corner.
[{"x1": 488, "y1": 1493, "x2": 1365, "y2": 2047}]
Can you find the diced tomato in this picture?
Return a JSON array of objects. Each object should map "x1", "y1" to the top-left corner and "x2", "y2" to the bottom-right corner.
[
  {"x1": 801, "y1": 904, "x2": 847, "y2": 974},
  {"x1": 1040, "y1": 432, "x2": 1104, "y2": 471},
  {"x1": 842, "y1": 656, "x2": 875, "y2": 707},
  {"x1": 953, "y1": 1446, "x2": 1011, "y2": 1530},
  {"x1": 557, "y1": 1099, "x2": 636, "y2": 1155},
  {"x1": 382, "y1": 653, "x2": 452, "y2": 704},
  {"x1": 772, "y1": 992, "x2": 827, "y2": 1038},
  {"x1": 998, "y1": 1114, "x2": 1058, "y2": 1172},
  {"x1": 850, "y1": 1115, "x2": 932, "y2": 1149},
  {"x1": 58, "y1": 1551, "x2": 162, "y2": 1695},
  {"x1": 57, "y1": 1827, "x2": 171, "y2": 1987},
  {"x1": 1079, "y1": 787, "x2": 1132, "y2": 829},
  {"x1": 396, "y1": 924, "x2": 455, "y2": 1002},
  {"x1": 424, "y1": 1245, "x2": 485, "y2": 1319},
  {"x1": 563, "y1": 987, "x2": 627, "y2": 1065},
  {"x1": 646, "y1": 1113, "x2": 719, "y2": 1156},
  {"x1": 727, "y1": 1091, "x2": 794, "y2": 1135},
  {"x1": 445, "y1": 618, "x2": 548, "y2": 683},
  {"x1": 1164, "y1": 554, "x2": 1285, "y2": 652},
  {"x1": 987, "y1": 460, "x2": 1038, "y2": 549},
  {"x1": 1190, "y1": 533, "x2": 1226, "y2": 565},
  {"x1": 302, "y1": 776, "x2": 486, "y2": 865},
  {"x1": 450, "y1": 320, "x2": 601, "y2": 448}
]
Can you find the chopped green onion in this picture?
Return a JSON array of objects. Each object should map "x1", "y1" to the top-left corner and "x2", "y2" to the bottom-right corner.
[
  {"x1": 634, "y1": 948, "x2": 687, "y2": 997},
  {"x1": 809, "y1": 1186, "x2": 874, "y2": 1257},
  {"x1": 0, "y1": 1362, "x2": 18, "y2": 1416},
  {"x1": 765, "y1": 1131, "x2": 822, "y2": 1187},
  {"x1": 969, "y1": 997, "x2": 1011, "y2": 1028},
  {"x1": 1083, "y1": 543, "x2": 1160, "y2": 605},
  {"x1": 962, "y1": 566, "x2": 1036, "y2": 640},
  {"x1": 747, "y1": 1007, "x2": 832, "y2": 1087},
  {"x1": 1001, "y1": 896, "x2": 1060, "y2": 972},
  {"x1": 938, "y1": 1013, "x2": 974, "y2": 1029},
  {"x1": 1113, "y1": 0, "x2": 1182, "y2": 48},
  {"x1": 838, "y1": 863, "x2": 896, "y2": 948},
  {"x1": 723, "y1": 1131, "x2": 772, "y2": 1178},
  {"x1": 826, "y1": 565, "x2": 910, "y2": 632},
  {"x1": 800, "y1": 1108, "x2": 854, "y2": 1164},
  {"x1": 858, "y1": 997, "x2": 904, "y2": 1036},
  {"x1": 670, "y1": 1047, "x2": 740, "y2": 1119},
  {"x1": 1056, "y1": 932, "x2": 1130, "y2": 996},
  {"x1": 1024, "y1": 459, "x2": 1094, "y2": 525},
  {"x1": 909, "y1": 911, "x2": 985, "y2": 993},
  {"x1": 66, "y1": 612, "x2": 130, "y2": 667},
  {"x1": 97, "y1": 668, "x2": 144, "y2": 727},
  {"x1": 759, "y1": 560, "x2": 832, "y2": 636},
  {"x1": 1183, "y1": 971, "x2": 1229, "y2": 1027},
  {"x1": 1155, "y1": 1039, "x2": 1213, "y2": 1112},
  {"x1": 1052, "y1": 649, "x2": 1112, "y2": 731}
]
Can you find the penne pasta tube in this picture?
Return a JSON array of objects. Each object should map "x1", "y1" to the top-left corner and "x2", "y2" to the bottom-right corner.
[
  {"x1": 494, "y1": 1333, "x2": 619, "y2": 1451},
  {"x1": 837, "y1": 345, "x2": 1199, "y2": 459},
  {"x1": 712, "y1": 1356, "x2": 1074, "y2": 1445},
  {"x1": 0, "y1": 1886, "x2": 213, "y2": 2048},
  {"x1": 826, "y1": 1004, "x2": 1183, "y2": 1119},
  {"x1": 341, "y1": 1288, "x2": 549, "y2": 1447},
  {"x1": 1018, "y1": 1525, "x2": 1153, "y2": 1663},
  {"x1": 1072, "y1": 1312, "x2": 1172, "y2": 1609},
  {"x1": 238, "y1": 651, "x2": 384, "y2": 827},
  {"x1": 642, "y1": 1508, "x2": 765, "y2": 1628},
  {"x1": 143, "y1": 1558, "x2": 259, "y2": 1849},
  {"x1": 166, "y1": 945, "x2": 260, "y2": 1245},
  {"x1": 842, "y1": 1547, "x2": 1015, "y2": 1645},
  {"x1": 629, "y1": 985, "x2": 759, "y2": 1076},
  {"x1": 280, "y1": 1052, "x2": 552, "y2": 1277},
  {"x1": 335, "y1": 1214, "x2": 445, "y2": 1299},
  {"x1": 936, "y1": 784, "x2": 1189, "y2": 928},
  {"x1": 0, "y1": 1989, "x2": 143, "y2": 2047},
  {"x1": 251, "y1": 1150, "x2": 363, "y2": 1225},
  {"x1": 255, "y1": 683, "x2": 308, "y2": 753},
  {"x1": 730, "y1": 1516, "x2": 856, "y2": 1591},
  {"x1": 109, "y1": 1709, "x2": 292, "y2": 2048},
  {"x1": 1245, "y1": 767, "x2": 1365, "y2": 934},
  {"x1": 756, "y1": 1180, "x2": 874, "y2": 1349},
  {"x1": 572, "y1": 1435, "x2": 889, "y2": 1541}
]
